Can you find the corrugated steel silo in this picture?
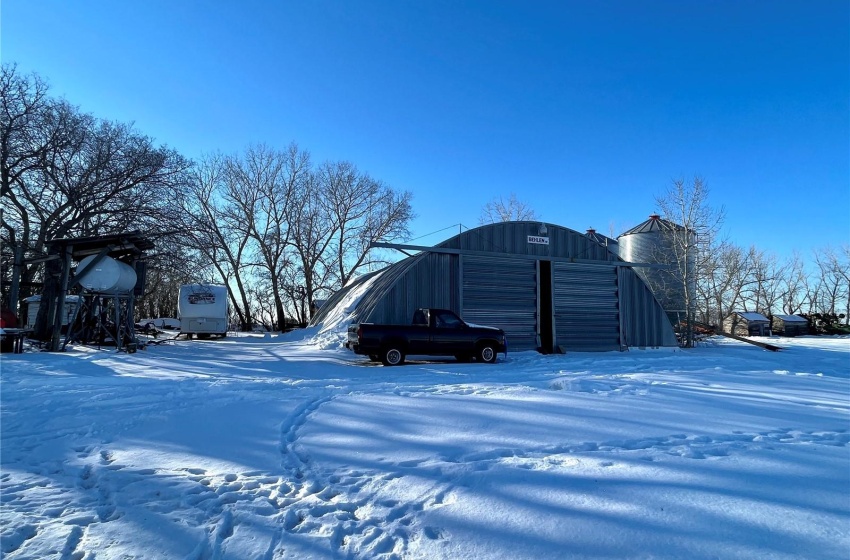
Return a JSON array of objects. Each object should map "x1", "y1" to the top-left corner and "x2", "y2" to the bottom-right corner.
[
  {"x1": 584, "y1": 228, "x2": 619, "y2": 258},
  {"x1": 617, "y1": 215, "x2": 694, "y2": 323}
]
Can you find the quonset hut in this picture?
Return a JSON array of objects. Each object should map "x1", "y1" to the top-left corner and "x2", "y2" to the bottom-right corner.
[{"x1": 311, "y1": 221, "x2": 677, "y2": 352}]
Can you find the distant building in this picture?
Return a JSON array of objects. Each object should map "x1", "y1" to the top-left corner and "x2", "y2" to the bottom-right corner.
[
  {"x1": 724, "y1": 312, "x2": 771, "y2": 336},
  {"x1": 771, "y1": 314, "x2": 808, "y2": 337}
]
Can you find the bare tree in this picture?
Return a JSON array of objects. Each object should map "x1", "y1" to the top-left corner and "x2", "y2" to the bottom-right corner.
[
  {"x1": 247, "y1": 280, "x2": 277, "y2": 332},
  {"x1": 225, "y1": 144, "x2": 307, "y2": 331},
  {"x1": 177, "y1": 148, "x2": 413, "y2": 330},
  {"x1": 696, "y1": 239, "x2": 753, "y2": 328},
  {"x1": 135, "y1": 235, "x2": 202, "y2": 320},
  {"x1": 479, "y1": 193, "x2": 539, "y2": 224},
  {"x1": 321, "y1": 161, "x2": 414, "y2": 286},
  {"x1": 779, "y1": 252, "x2": 809, "y2": 315},
  {"x1": 279, "y1": 264, "x2": 310, "y2": 325},
  {"x1": 1, "y1": 66, "x2": 83, "y2": 309},
  {"x1": 812, "y1": 245, "x2": 850, "y2": 322},
  {"x1": 743, "y1": 248, "x2": 787, "y2": 316},
  {"x1": 1, "y1": 66, "x2": 190, "y2": 339},
  {"x1": 176, "y1": 154, "x2": 255, "y2": 330},
  {"x1": 655, "y1": 176, "x2": 725, "y2": 347},
  {"x1": 286, "y1": 169, "x2": 336, "y2": 322},
  {"x1": 839, "y1": 245, "x2": 850, "y2": 324},
  {"x1": 287, "y1": 160, "x2": 414, "y2": 318}
]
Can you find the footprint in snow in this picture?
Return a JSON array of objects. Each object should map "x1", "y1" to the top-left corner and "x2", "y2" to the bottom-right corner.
[{"x1": 423, "y1": 526, "x2": 445, "y2": 540}]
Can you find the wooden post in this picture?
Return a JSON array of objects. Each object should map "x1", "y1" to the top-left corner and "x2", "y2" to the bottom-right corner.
[{"x1": 49, "y1": 245, "x2": 73, "y2": 351}]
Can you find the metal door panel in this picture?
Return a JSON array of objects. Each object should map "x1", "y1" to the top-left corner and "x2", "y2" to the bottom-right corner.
[
  {"x1": 553, "y1": 263, "x2": 620, "y2": 351},
  {"x1": 462, "y1": 256, "x2": 538, "y2": 351}
]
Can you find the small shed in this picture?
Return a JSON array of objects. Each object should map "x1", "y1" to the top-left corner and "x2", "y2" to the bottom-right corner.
[
  {"x1": 771, "y1": 314, "x2": 808, "y2": 337},
  {"x1": 724, "y1": 312, "x2": 771, "y2": 337},
  {"x1": 24, "y1": 295, "x2": 80, "y2": 330}
]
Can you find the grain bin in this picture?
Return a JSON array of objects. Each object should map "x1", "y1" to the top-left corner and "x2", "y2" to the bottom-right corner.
[
  {"x1": 584, "y1": 228, "x2": 619, "y2": 256},
  {"x1": 618, "y1": 215, "x2": 694, "y2": 322},
  {"x1": 76, "y1": 255, "x2": 138, "y2": 294}
]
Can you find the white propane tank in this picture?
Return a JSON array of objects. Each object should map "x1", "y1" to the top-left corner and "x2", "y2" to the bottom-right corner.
[{"x1": 76, "y1": 255, "x2": 138, "y2": 294}]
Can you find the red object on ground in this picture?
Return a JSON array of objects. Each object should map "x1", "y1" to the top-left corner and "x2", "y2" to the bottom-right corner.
[{"x1": 0, "y1": 308, "x2": 18, "y2": 328}]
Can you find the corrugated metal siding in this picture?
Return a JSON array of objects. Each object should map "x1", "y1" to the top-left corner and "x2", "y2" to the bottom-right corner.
[
  {"x1": 617, "y1": 267, "x2": 678, "y2": 348},
  {"x1": 553, "y1": 263, "x2": 621, "y2": 351},
  {"x1": 366, "y1": 253, "x2": 459, "y2": 324},
  {"x1": 351, "y1": 257, "x2": 420, "y2": 323},
  {"x1": 462, "y1": 255, "x2": 538, "y2": 351}
]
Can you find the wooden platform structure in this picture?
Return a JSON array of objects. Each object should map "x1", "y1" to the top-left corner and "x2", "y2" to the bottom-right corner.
[{"x1": 42, "y1": 231, "x2": 153, "y2": 351}]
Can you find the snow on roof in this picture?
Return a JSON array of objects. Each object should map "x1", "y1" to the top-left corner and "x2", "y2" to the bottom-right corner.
[
  {"x1": 23, "y1": 295, "x2": 81, "y2": 303},
  {"x1": 774, "y1": 314, "x2": 808, "y2": 323},
  {"x1": 310, "y1": 269, "x2": 387, "y2": 347},
  {"x1": 738, "y1": 312, "x2": 769, "y2": 322}
]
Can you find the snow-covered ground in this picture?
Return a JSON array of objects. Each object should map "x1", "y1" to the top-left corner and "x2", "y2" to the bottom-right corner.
[{"x1": 1, "y1": 331, "x2": 848, "y2": 559}]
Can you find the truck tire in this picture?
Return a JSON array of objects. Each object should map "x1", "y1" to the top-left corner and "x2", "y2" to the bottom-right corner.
[
  {"x1": 477, "y1": 343, "x2": 497, "y2": 364},
  {"x1": 381, "y1": 346, "x2": 405, "y2": 366}
]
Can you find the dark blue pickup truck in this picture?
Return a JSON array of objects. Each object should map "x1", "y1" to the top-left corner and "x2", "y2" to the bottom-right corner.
[{"x1": 346, "y1": 308, "x2": 507, "y2": 366}]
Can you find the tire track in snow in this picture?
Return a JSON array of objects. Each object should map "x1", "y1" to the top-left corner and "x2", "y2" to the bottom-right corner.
[
  {"x1": 442, "y1": 427, "x2": 850, "y2": 469},
  {"x1": 279, "y1": 393, "x2": 335, "y2": 481}
]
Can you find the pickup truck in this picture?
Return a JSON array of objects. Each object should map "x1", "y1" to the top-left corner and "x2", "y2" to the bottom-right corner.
[{"x1": 346, "y1": 308, "x2": 507, "y2": 366}]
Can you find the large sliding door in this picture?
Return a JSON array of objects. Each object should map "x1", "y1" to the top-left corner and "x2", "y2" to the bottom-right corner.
[
  {"x1": 553, "y1": 263, "x2": 621, "y2": 351},
  {"x1": 461, "y1": 255, "x2": 539, "y2": 351}
]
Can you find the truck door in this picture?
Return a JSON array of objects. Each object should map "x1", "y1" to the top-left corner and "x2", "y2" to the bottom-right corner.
[
  {"x1": 406, "y1": 309, "x2": 430, "y2": 354},
  {"x1": 429, "y1": 310, "x2": 467, "y2": 353}
]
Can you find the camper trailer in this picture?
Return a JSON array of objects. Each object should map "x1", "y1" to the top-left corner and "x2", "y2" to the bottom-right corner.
[{"x1": 178, "y1": 284, "x2": 229, "y2": 338}]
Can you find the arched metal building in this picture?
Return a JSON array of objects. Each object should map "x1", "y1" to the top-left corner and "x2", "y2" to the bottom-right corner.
[{"x1": 312, "y1": 221, "x2": 678, "y2": 352}]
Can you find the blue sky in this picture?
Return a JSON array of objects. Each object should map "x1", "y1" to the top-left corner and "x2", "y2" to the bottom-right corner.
[{"x1": 2, "y1": 0, "x2": 848, "y2": 256}]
